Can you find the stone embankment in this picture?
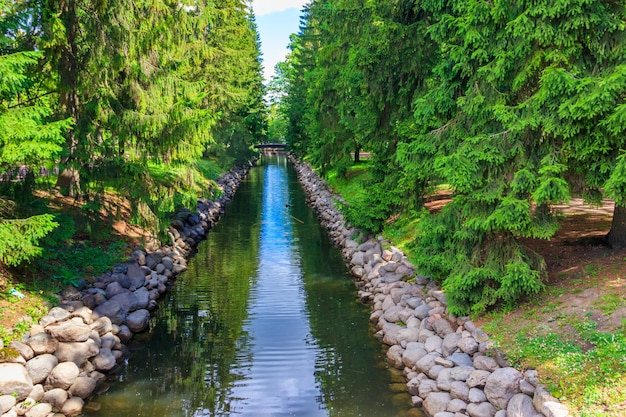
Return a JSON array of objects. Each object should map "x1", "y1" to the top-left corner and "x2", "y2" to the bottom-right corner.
[
  {"x1": 288, "y1": 154, "x2": 570, "y2": 417},
  {"x1": 0, "y1": 163, "x2": 253, "y2": 417}
]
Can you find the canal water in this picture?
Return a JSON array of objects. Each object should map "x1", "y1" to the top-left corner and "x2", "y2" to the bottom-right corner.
[{"x1": 84, "y1": 156, "x2": 415, "y2": 417}]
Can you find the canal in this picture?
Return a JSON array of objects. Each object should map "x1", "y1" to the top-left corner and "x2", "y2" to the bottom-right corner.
[{"x1": 84, "y1": 156, "x2": 415, "y2": 417}]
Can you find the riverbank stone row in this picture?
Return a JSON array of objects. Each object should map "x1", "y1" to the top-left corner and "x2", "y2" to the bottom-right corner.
[
  {"x1": 0, "y1": 162, "x2": 254, "y2": 417},
  {"x1": 288, "y1": 153, "x2": 571, "y2": 417}
]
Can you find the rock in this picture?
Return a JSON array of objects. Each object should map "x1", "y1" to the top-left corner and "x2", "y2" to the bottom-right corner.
[
  {"x1": 447, "y1": 352, "x2": 474, "y2": 368},
  {"x1": 0, "y1": 363, "x2": 33, "y2": 400},
  {"x1": 8, "y1": 342, "x2": 33, "y2": 361},
  {"x1": 24, "y1": 402, "x2": 52, "y2": 417},
  {"x1": 467, "y1": 401, "x2": 497, "y2": 417},
  {"x1": 458, "y1": 336, "x2": 479, "y2": 355},
  {"x1": 484, "y1": 367, "x2": 523, "y2": 409},
  {"x1": 418, "y1": 378, "x2": 439, "y2": 398},
  {"x1": 472, "y1": 328, "x2": 489, "y2": 343},
  {"x1": 432, "y1": 318, "x2": 454, "y2": 337},
  {"x1": 468, "y1": 387, "x2": 487, "y2": 403},
  {"x1": 39, "y1": 307, "x2": 71, "y2": 327},
  {"x1": 133, "y1": 287, "x2": 150, "y2": 310},
  {"x1": 116, "y1": 325, "x2": 133, "y2": 343},
  {"x1": 425, "y1": 335, "x2": 443, "y2": 353},
  {"x1": 126, "y1": 262, "x2": 148, "y2": 289},
  {"x1": 25, "y1": 354, "x2": 58, "y2": 384},
  {"x1": 508, "y1": 393, "x2": 542, "y2": 417},
  {"x1": 109, "y1": 291, "x2": 139, "y2": 313},
  {"x1": 105, "y1": 281, "x2": 125, "y2": 298},
  {"x1": 46, "y1": 361, "x2": 79, "y2": 390},
  {"x1": 450, "y1": 381, "x2": 469, "y2": 401},
  {"x1": 27, "y1": 385, "x2": 44, "y2": 402},
  {"x1": 92, "y1": 348, "x2": 116, "y2": 372},
  {"x1": 442, "y1": 333, "x2": 462, "y2": 357},
  {"x1": 423, "y1": 392, "x2": 452, "y2": 416},
  {"x1": 467, "y1": 369, "x2": 491, "y2": 388},
  {"x1": 126, "y1": 309, "x2": 150, "y2": 333},
  {"x1": 46, "y1": 321, "x2": 92, "y2": 342},
  {"x1": 474, "y1": 355, "x2": 499, "y2": 372},
  {"x1": 0, "y1": 395, "x2": 16, "y2": 414},
  {"x1": 69, "y1": 376, "x2": 97, "y2": 399},
  {"x1": 61, "y1": 397, "x2": 84, "y2": 416},
  {"x1": 415, "y1": 353, "x2": 440, "y2": 375},
  {"x1": 396, "y1": 327, "x2": 420, "y2": 345},
  {"x1": 402, "y1": 344, "x2": 427, "y2": 368},
  {"x1": 54, "y1": 340, "x2": 100, "y2": 367},
  {"x1": 541, "y1": 401, "x2": 570, "y2": 417},
  {"x1": 93, "y1": 300, "x2": 124, "y2": 325},
  {"x1": 386, "y1": 345, "x2": 404, "y2": 369},
  {"x1": 89, "y1": 316, "x2": 113, "y2": 336},
  {"x1": 25, "y1": 333, "x2": 58, "y2": 355},
  {"x1": 42, "y1": 388, "x2": 68, "y2": 410},
  {"x1": 447, "y1": 398, "x2": 467, "y2": 413},
  {"x1": 15, "y1": 397, "x2": 36, "y2": 415}
]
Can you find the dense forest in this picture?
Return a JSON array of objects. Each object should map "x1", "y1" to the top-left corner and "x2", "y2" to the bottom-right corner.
[
  {"x1": 0, "y1": 0, "x2": 266, "y2": 266},
  {"x1": 272, "y1": 0, "x2": 626, "y2": 315}
]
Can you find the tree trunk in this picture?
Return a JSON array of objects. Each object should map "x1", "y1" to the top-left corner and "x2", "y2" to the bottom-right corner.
[
  {"x1": 56, "y1": 167, "x2": 81, "y2": 198},
  {"x1": 607, "y1": 204, "x2": 626, "y2": 249},
  {"x1": 354, "y1": 144, "x2": 361, "y2": 163}
]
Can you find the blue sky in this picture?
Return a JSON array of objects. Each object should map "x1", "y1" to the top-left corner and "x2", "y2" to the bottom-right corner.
[{"x1": 252, "y1": 1, "x2": 308, "y2": 82}]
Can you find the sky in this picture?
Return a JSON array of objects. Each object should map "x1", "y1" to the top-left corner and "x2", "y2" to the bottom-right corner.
[{"x1": 252, "y1": 1, "x2": 308, "y2": 82}]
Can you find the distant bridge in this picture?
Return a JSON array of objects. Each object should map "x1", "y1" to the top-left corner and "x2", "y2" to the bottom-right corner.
[{"x1": 254, "y1": 143, "x2": 288, "y2": 155}]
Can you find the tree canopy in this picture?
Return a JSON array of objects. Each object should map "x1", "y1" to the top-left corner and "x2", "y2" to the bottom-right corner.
[
  {"x1": 276, "y1": 0, "x2": 626, "y2": 314},
  {"x1": 0, "y1": 0, "x2": 266, "y2": 266}
]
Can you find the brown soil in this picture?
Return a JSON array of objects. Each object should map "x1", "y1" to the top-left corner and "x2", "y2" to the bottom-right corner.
[{"x1": 475, "y1": 198, "x2": 626, "y2": 334}]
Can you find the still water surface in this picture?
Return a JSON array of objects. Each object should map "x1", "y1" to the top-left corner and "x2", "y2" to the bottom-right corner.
[{"x1": 85, "y1": 156, "x2": 415, "y2": 417}]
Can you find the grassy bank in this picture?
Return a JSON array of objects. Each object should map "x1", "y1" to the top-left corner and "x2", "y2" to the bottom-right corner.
[{"x1": 323, "y1": 159, "x2": 626, "y2": 417}]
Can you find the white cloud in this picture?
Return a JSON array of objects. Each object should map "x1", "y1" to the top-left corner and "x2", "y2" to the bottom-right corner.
[{"x1": 252, "y1": 0, "x2": 308, "y2": 17}]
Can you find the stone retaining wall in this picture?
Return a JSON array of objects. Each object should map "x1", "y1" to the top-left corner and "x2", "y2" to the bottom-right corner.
[
  {"x1": 288, "y1": 154, "x2": 571, "y2": 417},
  {"x1": 0, "y1": 162, "x2": 254, "y2": 417}
]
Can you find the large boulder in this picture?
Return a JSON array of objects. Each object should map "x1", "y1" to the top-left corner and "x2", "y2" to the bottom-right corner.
[
  {"x1": 507, "y1": 393, "x2": 542, "y2": 417},
  {"x1": 25, "y1": 333, "x2": 58, "y2": 355},
  {"x1": 46, "y1": 361, "x2": 79, "y2": 390},
  {"x1": 484, "y1": 367, "x2": 523, "y2": 409},
  {"x1": 25, "y1": 354, "x2": 58, "y2": 384},
  {"x1": 126, "y1": 309, "x2": 150, "y2": 333},
  {"x1": 0, "y1": 363, "x2": 33, "y2": 400},
  {"x1": 423, "y1": 392, "x2": 451, "y2": 416},
  {"x1": 54, "y1": 339, "x2": 100, "y2": 366},
  {"x1": 46, "y1": 321, "x2": 92, "y2": 342}
]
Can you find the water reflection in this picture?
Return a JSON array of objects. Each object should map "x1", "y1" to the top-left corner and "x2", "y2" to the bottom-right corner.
[{"x1": 84, "y1": 157, "x2": 415, "y2": 417}]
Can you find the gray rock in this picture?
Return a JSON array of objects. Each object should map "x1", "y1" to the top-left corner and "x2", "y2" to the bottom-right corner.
[
  {"x1": 467, "y1": 401, "x2": 497, "y2": 417},
  {"x1": 450, "y1": 366, "x2": 475, "y2": 382},
  {"x1": 425, "y1": 335, "x2": 443, "y2": 353},
  {"x1": 24, "y1": 402, "x2": 52, "y2": 417},
  {"x1": 458, "y1": 336, "x2": 479, "y2": 355},
  {"x1": 450, "y1": 381, "x2": 470, "y2": 401},
  {"x1": 109, "y1": 291, "x2": 139, "y2": 313},
  {"x1": 520, "y1": 379, "x2": 536, "y2": 395},
  {"x1": 414, "y1": 304, "x2": 432, "y2": 319},
  {"x1": 508, "y1": 393, "x2": 542, "y2": 417},
  {"x1": 474, "y1": 354, "x2": 499, "y2": 372},
  {"x1": 415, "y1": 353, "x2": 440, "y2": 375},
  {"x1": 0, "y1": 394, "x2": 16, "y2": 414},
  {"x1": 472, "y1": 328, "x2": 489, "y2": 343},
  {"x1": 467, "y1": 369, "x2": 491, "y2": 388},
  {"x1": 423, "y1": 392, "x2": 452, "y2": 416},
  {"x1": 54, "y1": 339, "x2": 99, "y2": 366},
  {"x1": 485, "y1": 367, "x2": 523, "y2": 409},
  {"x1": 61, "y1": 396, "x2": 84, "y2": 416},
  {"x1": 92, "y1": 348, "x2": 116, "y2": 372},
  {"x1": 541, "y1": 401, "x2": 570, "y2": 417},
  {"x1": 447, "y1": 352, "x2": 474, "y2": 368},
  {"x1": 468, "y1": 387, "x2": 487, "y2": 403},
  {"x1": 69, "y1": 376, "x2": 97, "y2": 399},
  {"x1": 126, "y1": 309, "x2": 150, "y2": 333},
  {"x1": 42, "y1": 387, "x2": 68, "y2": 410},
  {"x1": 447, "y1": 399, "x2": 467, "y2": 413},
  {"x1": 25, "y1": 354, "x2": 58, "y2": 384},
  {"x1": 126, "y1": 262, "x2": 148, "y2": 289},
  {"x1": 434, "y1": 413, "x2": 455, "y2": 417},
  {"x1": 386, "y1": 345, "x2": 404, "y2": 369},
  {"x1": 46, "y1": 361, "x2": 79, "y2": 390},
  {"x1": 495, "y1": 411, "x2": 507, "y2": 417},
  {"x1": 432, "y1": 318, "x2": 454, "y2": 337},
  {"x1": 418, "y1": 378, "x2": 439, "y2": 398},
  {"x1": 39, "y1": 307, "x2": 71, "y2": 327},
  {"x1": 25, "y1": 332, "x2": 58, "y2": 355},
  {"x1": 0, "y1": 363, "x2": 33, "y2": 400},
  {"x1": 46, "y1": 321, "x2": 92, "y2": 342},
  {"x1": 442, "y1": 333, "x2": 462, "y2": 357},
  {"x1": 402, "y1": 345, "x2": 427, "y2": 368},
  {"x1": 105, "y1": 281, "x2": 125, "y2": 298},
  {"x1": 428, "y1": 364, "x2": 445, "y2": 380},
  {"x1": 436, "y1": 368, "x2": 454, "y2": 391},
  {"x1": 93, "y1": 300, "x2": 124, "y2": 325},
  {"x1": 133, "y1": 287, "x2": 150, "y2": 310}
]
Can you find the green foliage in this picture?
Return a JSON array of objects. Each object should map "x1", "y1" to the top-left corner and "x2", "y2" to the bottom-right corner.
[{"x1": 0, "y1": 214, "x2": 58, "y2": 266}]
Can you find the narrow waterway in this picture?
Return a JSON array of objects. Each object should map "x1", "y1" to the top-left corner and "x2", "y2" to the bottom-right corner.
[{"x1": 84, "y1": 156, "x2": 415, "y2": 417}]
